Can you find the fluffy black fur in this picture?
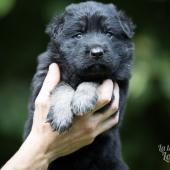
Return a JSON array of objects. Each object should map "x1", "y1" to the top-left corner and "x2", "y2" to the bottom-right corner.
[{"x1": 24, "y1": 1, "x2": 135, "y2": 170}]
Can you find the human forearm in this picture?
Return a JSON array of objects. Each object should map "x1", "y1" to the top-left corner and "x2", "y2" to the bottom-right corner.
[{"x1": 1, "y1": 135, "x2": 49, "y2": 170}]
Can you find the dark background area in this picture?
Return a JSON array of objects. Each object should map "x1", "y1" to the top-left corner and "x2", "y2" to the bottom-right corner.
[{"x1": 0, "y1": 0, "x2": 170, "y2": 169}]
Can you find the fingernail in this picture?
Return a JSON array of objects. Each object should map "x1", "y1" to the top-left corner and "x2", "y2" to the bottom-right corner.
[{"x1": 49, "y1": 63, "x2": 57, "y2": 71}]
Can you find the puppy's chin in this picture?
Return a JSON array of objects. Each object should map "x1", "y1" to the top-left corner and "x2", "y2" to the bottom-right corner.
[{"x1": 78, "y1": 64, "x2": 112, "y2": 81}]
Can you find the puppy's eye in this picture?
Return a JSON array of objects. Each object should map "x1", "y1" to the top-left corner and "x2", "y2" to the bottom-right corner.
[
  {"x1": 106, "y1": 32, "x2": 113, "y2": 39},
  {"x1": 73, "y1": 33, "x2": 83, "y2": 39}
]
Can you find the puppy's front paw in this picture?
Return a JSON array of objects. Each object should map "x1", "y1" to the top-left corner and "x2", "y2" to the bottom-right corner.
[
  {"x1": 71, "y1": 82, "x2": 98, "y2": 116},
  {"x1": 46, "y1": 82, "x2": 75, "y2": 133},
  {"x1": 47, "y1": 105, "x2": 73, "y2": 133}
]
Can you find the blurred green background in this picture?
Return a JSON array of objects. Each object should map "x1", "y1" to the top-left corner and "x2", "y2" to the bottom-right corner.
[{"x1": 0, "y1": 0, "x2": 170, "y2": 169}]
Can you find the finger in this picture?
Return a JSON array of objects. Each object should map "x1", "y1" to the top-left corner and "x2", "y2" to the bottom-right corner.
[
  {"x1": 90, "y1": 79, "x2": 113, "y2": 115},
  {"x1": 94, "y1": 111, "x2": 119, "y2": 137},
  {"x1": 34, "y1": 63, "x2": 60, "y2": 120},
  {"x1": 111, "y1": 82, "x2": 119, "y2": 114},
  {"x1": 37, "y1": 63, "x2": 60, "y2": 100},
  {"x1": 93, "y1": 82, "x2": 119, "y2": 123}
]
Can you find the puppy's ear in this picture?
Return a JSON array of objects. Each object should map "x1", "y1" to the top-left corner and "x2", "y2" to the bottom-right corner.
[
  {"x1": 45, "y1": 14, "x2": 64, "y2": 39},
  {"x1": 118, "y1": 11, "x2": 135, "y2": 39}
]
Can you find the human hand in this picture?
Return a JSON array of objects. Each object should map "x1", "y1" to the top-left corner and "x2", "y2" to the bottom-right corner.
[
  {"x1": 1, "y1": 63, "x2": 119, "y2": 170},
  {"x1": 28, "y1": 63, "x2": 119, "y2": 163}
]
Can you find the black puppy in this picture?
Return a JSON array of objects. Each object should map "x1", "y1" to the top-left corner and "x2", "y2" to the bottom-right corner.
[{"x1": 24, "y1": 1, "x2": 135, "y2": 170}]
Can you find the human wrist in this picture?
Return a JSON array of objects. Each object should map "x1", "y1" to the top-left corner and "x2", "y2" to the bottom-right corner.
[
  {"x1": 16, "y1": 134, "x2": 49, "y2": 170},
  {"x1": 26, "y1": 131, "x2": 61, "y2": 165}
]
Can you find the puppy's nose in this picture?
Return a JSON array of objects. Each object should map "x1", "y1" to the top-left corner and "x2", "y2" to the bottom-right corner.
[{"x1": 90, "y1": 47, "x2": 104, "y2": 59}]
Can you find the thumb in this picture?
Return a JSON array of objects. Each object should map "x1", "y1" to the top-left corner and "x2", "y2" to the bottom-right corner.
[
  {"x1": 34, "y1": 63, "x2": 60, "y2": 121},
  {"x1": 37, "y1": 63, "x2": 60, "y2": 100}
]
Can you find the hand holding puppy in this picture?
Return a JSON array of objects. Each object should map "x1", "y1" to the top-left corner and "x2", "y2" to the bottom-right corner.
[
  {"x1": 32, "y1": 63, "x2": 119, "y2": 162},
  {"x1": 1, "y1": 63, "x2": 119, "y2": 170}
]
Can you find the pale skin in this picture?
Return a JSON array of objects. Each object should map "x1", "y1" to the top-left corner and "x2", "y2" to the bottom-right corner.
[{"x1": 1, "y1": 63, "x2": 120, "y2": 170}]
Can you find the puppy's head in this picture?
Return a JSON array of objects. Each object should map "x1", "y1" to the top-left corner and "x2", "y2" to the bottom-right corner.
[{"x1": 46, "y1": 1, "x2": 135, "y2": 81}]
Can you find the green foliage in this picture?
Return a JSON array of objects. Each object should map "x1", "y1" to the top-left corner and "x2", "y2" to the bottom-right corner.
[
  {"x1": 0, "y1": 0, "x2": 16, "y2": 17},
  {"x1": 130, "y1": 35, "x2": 170, "y2": 101},
  {"x1": 0, "y1": 81, "x2": 29, "y2": 136}
]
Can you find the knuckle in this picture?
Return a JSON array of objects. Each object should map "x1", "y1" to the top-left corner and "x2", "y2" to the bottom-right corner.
[
  {"x1": 35, "y1": 98, "x2": 48, "y2": 109},
  {"x1": 40, "y1": 122, "x2": 48, "y2": 131},
  {"x1": 99, "y1": 96, "x2": 111, "y2": 104},
  {"x1": 85, "y1": 124, "x2": 95, "y2": 133},
  {"x1": 111, "y1": 104, "x2": 118, "y2": 113}
]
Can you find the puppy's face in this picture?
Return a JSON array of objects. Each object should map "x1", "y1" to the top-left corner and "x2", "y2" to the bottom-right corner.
[{"x1": 47, "y1": 2, "x2": 135, "y2": 80}]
